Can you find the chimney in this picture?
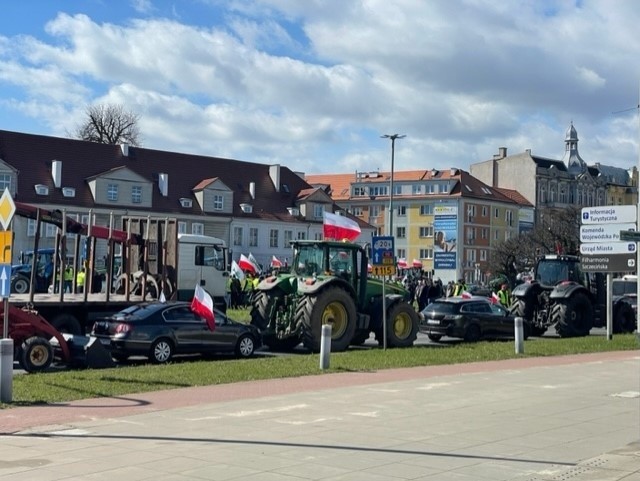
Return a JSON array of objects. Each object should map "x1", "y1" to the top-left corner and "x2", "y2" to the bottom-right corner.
[
  {"x1": 269, "y1": 164, "x2": 281, "y2": 192},
  {"x1": 51, "y1": 160, "x2": 62, "y2": 188},
  {"x1": 158, "y1": 173, "x2": 168, "y2": 197},
  {"x1": 249, "y1": 181, "x2": 255, "y2": 199},
  {"x1": 120, "y1": 143, "x2": 129, "y2": 156}
]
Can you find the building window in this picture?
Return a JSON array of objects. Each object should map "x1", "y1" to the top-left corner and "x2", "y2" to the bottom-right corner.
[
  {"x1": 482, "y1": 206, "x2": 488, "y2": 217},
  {"x1": 249, "y1": 227, "x2": 258, "y2": 247},
  {"x1": 467, "y1": 249, "x2": 476, "y2": 262},
  {"x1": 393, "y1": 184, "x2": 402, "y2": 195},
  {"x1": 419, "y1": 225, "x2": 434, "y2": 237},
  {"x1": 481, "y1": 228, "x2": 488, "y2": 239},
  {"x1": 420, "y1": 204, "x2": 433, "y2": 215},
  {"x1": 352, "y1": 207, "x2": 363, "y2": 217},
  {"x1": 397, "y1": 249, "x2": 405, "y2": 259},
  {"x1": 233, "y1": 227, "x2": 243, "y2": 246},
  {"x1": 370, "y1": 205, "x2": 381, "y2": 219},
  {"x1": 131, "y1": 185, "x2": 142, "y2": 204},
  {"x1": 46, "y1": 223, "x2": 57, "y2": 238},
  {"x1": 270, "y1": 229, "x2": 279, "y2": 248},
  {"x1": 494, "y1": 207, "x2": 499, "y2": 218},
  {"x1": 0, "y1": 173, "x2": 11, "y2": 191},
  {"x1": 494, "y1": 230, "x2": 499, "y2": 240},
  {"x1": 396, "y1": 227, "x2": 406, "y2": 238},
  {"x1": 177, "y1": 221, "x2": 187, "y2": 234},
  {"x1": 314, "y1": 205, "x2": 324, "y2": 219},
  {"x1": 439, "y1": 183, "x2": 449, "y2": 193},
  {"x1": 107, "y1": 183, "x2": 118, "y2": 201},
  {"x1": 213, "y1": 194, "x2": 223, "y2": 210},
  {"x1": 398, "y1": 205, "x2": 407, "y2": 216},
  {"x1": 419, "y1": 248, "x2": 433, "y2": 259},
  {"x1": 506, "y1": 210, "x2": 513, "y2": 226},
  {"x1": 412, "y1": 184, "x2": 422, "y2": 195},
  {"x1": 284, "y1": 230, "x2": 293, "y2": 246},
  {"x1": 314, "y1": 232, "x2": 323, "y2": 240},
  {"x1": 27, "y1": 219, "x2": 37, "y2": 237},
  {"x1": 480, "y1": 249, "x2": 487, "y2": 261},
  {"x1": 192, "y1": 223, "x2": 204, "y2": 235},
  {"x1": 467, "y1": 205, "x2": 476, "y2": 222},
  {"x1": 353, "y1": 186, "x2": 367, "y2": 197},
  {"x1": 297, "y1": 231, "x2": 306, "y2": 240},
  {"x1": 426, "y1": 184, "x2": 436, "y2": 194},
  {"x1": 369, "y1": 185, "x2": 388, "y2": 197}
]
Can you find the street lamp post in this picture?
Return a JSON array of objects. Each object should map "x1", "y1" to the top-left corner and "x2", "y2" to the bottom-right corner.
[{"x1": 381, "y1": 134, "x2": 406, "y2": 238}]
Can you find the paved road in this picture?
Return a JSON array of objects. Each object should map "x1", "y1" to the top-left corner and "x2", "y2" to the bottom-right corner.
[{"x1": 1, "y1": 350, "x2": 638, "y2": 480}]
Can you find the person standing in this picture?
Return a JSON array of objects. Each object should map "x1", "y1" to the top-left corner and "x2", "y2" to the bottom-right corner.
[
  {"x1": 64, "y1": 265, "x2": 74, "y2": 293},
  {"x1": 453, "y1": 278, "x2": 467, "y2": 296},
  {"x1": 76, "y1": 267, "x2": 85, "y2": 294},
  {"x1": 497, "y1": 284, "x2": 511, "y2": 307}
]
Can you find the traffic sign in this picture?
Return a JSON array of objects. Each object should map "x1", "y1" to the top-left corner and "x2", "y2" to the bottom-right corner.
[
  {"x1": 580, "y1": 223, "x2": 636, "y2": 243},
  {"x1": 371, "y1": 236, "x2": 395, "y2": 266},
  {"x1": 581, "y1": 205, "x2": 637, "y2": 225},
  {"x1": 0, "y1": 188, "x2": 16, "y2": 231},
  {"x1": 579, "y1": 242, "x2": 636, "y2": 255},
  {"x1": 0, "y1": 231, "x2": 11, "y2": 264},
  {"x1": 371, "y1": 265, "x2": 396, "y2": 277},
  {"x1": 580, "y1": 254, "x2": 636, "y2": 273},
  {"x1": 0, "y1": 263, "x2": 10, "y2": 297}
]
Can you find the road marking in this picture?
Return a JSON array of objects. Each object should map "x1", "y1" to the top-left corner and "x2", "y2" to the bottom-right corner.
[
  {"x1": 226, "y1": 403, "x2": 308, "y2": 417},
  {"x1": 417, "y1": 382, "x2": 454, "y2": 390},
  {"x1": 610, "y1": 391, "x2": 640, "y2": 398}
]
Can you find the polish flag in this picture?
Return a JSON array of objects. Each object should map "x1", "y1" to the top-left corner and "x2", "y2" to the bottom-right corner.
[
  {"x1": 239, "y1": 254, "x2": 258, "y2": 274},
  {"x1": 191, "y1": 284, "x2": 216, "y2": 331},
  {"x1": 490, "y1": 292, "x2": 499, "y2": 304},
  {"x1": 461, "y1": 291, "x2": 473, "y2": 299},
  {"x1": 270, "y1": 255, "x2": 283, "y2": 268},
  {"x1": 367, "y1": 263, "x2": 373, "y2": 273},
  {"x1": 323, "y1": 211, "x2": 361, "y2": 241},
  {"x1": 397, "y1": 258, "x2": 408, "y2": 269},
  {"x1": 412, "y1": 259, "x2": 423, "y2": 268}
]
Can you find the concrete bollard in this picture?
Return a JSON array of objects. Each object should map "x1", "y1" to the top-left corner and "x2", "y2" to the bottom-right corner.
[
  {"x1": 319, "y1": 324, "x2": 332, "y2": 370},
  {"x1": 514, "y1": 317, "x2": 524, "y2": 354}
]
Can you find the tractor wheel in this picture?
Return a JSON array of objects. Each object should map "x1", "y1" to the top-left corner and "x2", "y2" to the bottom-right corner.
[
  {"x1": 298, "y1": 287, "x2": 357, "y2": 352},
  {"x1": 50, "y1": 314, "x2": 82, "y2": 335},
  {"x1": 250, "y1": 290, "x2": 276, "y2": 331},
  {"x1": 19, "y1": 336, "x2": 54, "y2": 373},
  {"x1": 385, "y1": 302, "x2": 419, "y2": 348},
  {"x1": 12, "y1": 276, "x2": 30, "y2": 294},
  {"x1": 553, "y1": 293, "x2": 593, "y2": 338},
  {"x1": 613, "y1": 303, "x2": 635, "y2": 334},
  {"x1": 510, "y1": 298, "x2": 546, "y2": 336}
]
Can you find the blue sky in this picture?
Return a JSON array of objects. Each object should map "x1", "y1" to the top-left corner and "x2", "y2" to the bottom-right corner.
[{"x1": 1, "y1": 0, "x2": 639, "y2": 175}]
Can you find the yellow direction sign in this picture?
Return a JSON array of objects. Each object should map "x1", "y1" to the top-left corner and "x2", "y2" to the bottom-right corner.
[
  {"x1": 0, "y1": 231, "x2": 11, "y2": 263},
  {"x1": 372, "y1": 265, "x2": 396, "y2": 277},
  {"x1": 0, "y1": 188, "x2": 16, "y2": 231}
]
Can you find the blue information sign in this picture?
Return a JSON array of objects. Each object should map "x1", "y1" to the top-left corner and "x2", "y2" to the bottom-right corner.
[
  {"x1": 0, "y1": 263, "x2": 10, "y2": 297},
  {"x1": 372, "y1": 236, "x2": 394, "y2": 265}
]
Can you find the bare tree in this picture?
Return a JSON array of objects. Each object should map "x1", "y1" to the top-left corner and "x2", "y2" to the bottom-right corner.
[{"x1": 74, "y1": 104, "x2": 142, "y2": 146}]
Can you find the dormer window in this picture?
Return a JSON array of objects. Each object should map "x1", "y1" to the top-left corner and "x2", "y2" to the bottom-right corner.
[
  {"x1": 35, "y1": 184, "x2": 49, "y2": 195},
  {"x1": 287, "y1": 207, "x2": 300, "y2": 216},
  {"x1": 179, "y1": 198, "x2": 193, "y2": 208},
  {"x1": 240, "y1": 203, "x2": 253, "y2": 213},
  {"x1": 62, "y1": 187, "x2": 76, "y2": 198}
]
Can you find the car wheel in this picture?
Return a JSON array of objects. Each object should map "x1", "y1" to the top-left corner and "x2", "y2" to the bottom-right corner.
[
  {"x1": 427, "y1": 334, "x2": 442, "y2": 342},
  {"x1": 150, "y1": 338, "x2": 174, "y2": 364},
  {"x1": 235, "y1": 334, "x2": 255, "y2": 358},
  {"x1": 464, "y1": 324, "x2": 481, "y2": 342}
]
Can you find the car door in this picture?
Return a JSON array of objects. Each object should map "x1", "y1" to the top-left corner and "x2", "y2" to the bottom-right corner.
[
  {"x1": 489, "y1": 303, "x2": 514, "y2": 336},
  {"x1": 207, "y1": 309, "x2": 238, "y2": 353},
  {"x1": 467, "y1": 302, "x2": 495, "y2": 336},
  {"x1": 162, "y1": 305, "x2": 217, "y2": 353}
]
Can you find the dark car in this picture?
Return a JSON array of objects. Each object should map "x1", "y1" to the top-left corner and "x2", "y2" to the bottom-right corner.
[
  {"x1": 419, "y1": 296, "x2": 530, "y2": 342},
  {"x1": 91, "y1": 302, "x2": 262, "y2": 363}
]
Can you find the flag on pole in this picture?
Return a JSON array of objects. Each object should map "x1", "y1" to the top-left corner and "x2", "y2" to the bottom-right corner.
[
  {"x1": 412, "y1": 259, "x2": 423, "y2": 268},
  {"x1": 191, "y1": 284, "x2": 216, "y2": 331},
  {"x1": 248, "y1": 253, "x2": 262, "y2": 274},
  {"x1": 490, "y1": 292, "x2": 499, "y2": 304},
  {"x1": 270, "y1": 255, "x2": 283, "y2": 268},
  {"x1": 239, "y1": 254, "x2": 258, "y2": 274},
  {"x1": 322, "y1": 211, "x2": 361, "y2": 241},
  {"x1": 230, "y1": 260, "x2": 245, "y2": 281},
  {"x1": 461, "y1": 291, "x2": 472, "y2": 299},
  {"x1": 397, "y1": 258, "x2": 408, "y2": 269}
]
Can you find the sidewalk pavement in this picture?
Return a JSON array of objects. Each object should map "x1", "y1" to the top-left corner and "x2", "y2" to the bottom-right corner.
[{"x1": 1, "y1": 350, "x2": 639, "y2": 480}]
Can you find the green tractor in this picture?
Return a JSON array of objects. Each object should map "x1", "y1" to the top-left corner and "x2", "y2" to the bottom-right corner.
[{"x1": 250, "y1": 240, "x2": 419, "y2": 352}]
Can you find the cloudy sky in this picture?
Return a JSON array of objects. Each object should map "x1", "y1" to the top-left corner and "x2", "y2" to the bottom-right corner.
[{"x1": 1, "y1": 0, "x2": 639, "y2": 175}]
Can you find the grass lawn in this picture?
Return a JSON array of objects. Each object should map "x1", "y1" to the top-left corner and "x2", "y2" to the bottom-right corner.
[{"x1": 3, "y1": 321, "x2": 638, "y2": 408}]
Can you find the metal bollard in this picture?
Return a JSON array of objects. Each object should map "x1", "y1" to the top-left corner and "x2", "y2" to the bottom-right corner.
[
  {"x1": 514, "y1": 317, "x2": 524, "y2": 354},
  {"x1": 0, "y1": 338, "x2": 14, "y2": 403},
  {"x1": 319, "y1": 323, "x2": 332, "y2": 370}
]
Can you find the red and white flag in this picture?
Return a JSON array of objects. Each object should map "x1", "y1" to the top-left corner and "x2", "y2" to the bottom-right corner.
[
  {"x1": 397, "y1": 258, "x2": 408, "y2": 269},
  {"x1": 412, "y1": 259, "x2": 422, "y2": 268},
  {"x1": 230, "y1": 259, "x2": 245, "y2": 281},
  {"x1": 490, "y1": 292, "x2": 499, "y2": 304},
  {"x1": 248, "y1": 252, "x2": 262, "y2": 274},
  {"x1": 323, "y1": 211, "x2": 361, "y2": 241},
  {"x1": 191, "y1": 284, "x2": 216, "y2": 331},
  {"x1": 270, "y1": 255, "x2": 283, "y2": 268},
  {"x1": 239, "y1": 254, "x2": 258, "y2": 274},
  {"x1": 461, "y1": 291, "x2": 473, "y2": 299}
]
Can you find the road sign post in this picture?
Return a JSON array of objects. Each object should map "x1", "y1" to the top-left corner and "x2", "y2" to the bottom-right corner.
[
  {"x1": 0, "y1": 187, "x2": 14, "y2": 403},
  {"x1": 372, "y1": 236, "x2": 395, "y2": 351}
]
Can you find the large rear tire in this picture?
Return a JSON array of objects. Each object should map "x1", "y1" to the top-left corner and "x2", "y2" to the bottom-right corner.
[
  {"x1": 50, "y1": 314, "x2": 82, "y2": 335},
  {"x1": 509, "y1": 297, "x2": 547, "y2": 336},
  {"x1": 12, "y1": 275, "x2": 31, "y2": 294},
  {"x1": 19, "y1": 336, "x2": 54, "y2": 373},
  {"x1": 298, "y1": 287, "x2": 357, "y2": 352},
  {"x1": 385, "y1": 302, "x2": 419, "y2": 348},
  {"x1": 553, "y1": 293, "x2": 593, "y2": 337},
  {"x1": 250, "y1": 289, "x2": 300, "y2": 351},
  {"x1": 613, "y1": 302, "x2": 636, "y2": 334}
]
